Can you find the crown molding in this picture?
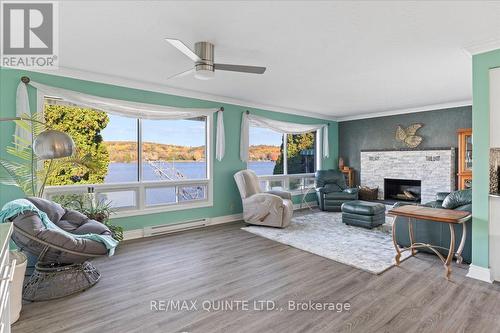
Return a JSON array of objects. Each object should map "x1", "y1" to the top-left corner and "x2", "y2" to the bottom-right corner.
[
  {"x1": 25, "y1": 66, "x2": 337, "y2": 121},
  {"x1": 336, "y1": 100, "x2": 472, "y2": 122},
  {"x1": 22, "y1": 67, "x2": 473, "y2": 123},
  {"x1": 464, "y1": 39, "x2": 500, "y2": 56}
]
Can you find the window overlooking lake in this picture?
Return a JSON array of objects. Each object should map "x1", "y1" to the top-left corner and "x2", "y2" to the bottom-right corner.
[
  {"x1": 43, "y1": 101, "x2": 114, "y2": 186},
  {"x1": 101, "y1": 115, "x2": 139, "y2": 183},
  {"x1": 43, "y1": 99, "x2": 211, "y2": 213},
  {"x1": 142, "y1": 118, "x2": 207, "y2": 181},
  {"x1": 286, "y1": 132, "x2": 316, "y2": 174},
  {"x1": 247, "y1": 125, "x2": 319, "y2": 192},
  {"x1": 247, "y1": 126, "x2": 283, "y2": 176}
]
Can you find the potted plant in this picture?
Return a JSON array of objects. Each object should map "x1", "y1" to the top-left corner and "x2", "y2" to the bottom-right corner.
[{"x1": 56, "y1": 194, "x2": 124, "y2": 242}]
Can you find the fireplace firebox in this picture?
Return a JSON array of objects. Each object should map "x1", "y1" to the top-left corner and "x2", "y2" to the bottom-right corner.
[{"x1": 384, "y1": 178, "x2": 421, "y2": 203}]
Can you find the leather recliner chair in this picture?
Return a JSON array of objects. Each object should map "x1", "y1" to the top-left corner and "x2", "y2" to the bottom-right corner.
[
  {"x1": 393, "y1": 189, "x2": 472, "y2": 263},
  {"x1": 315, "y1": 169, "x2": 359, "y2": 211}
]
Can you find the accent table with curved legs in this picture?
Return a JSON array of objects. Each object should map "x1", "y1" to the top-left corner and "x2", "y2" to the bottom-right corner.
[
  {"x1": 388, "y1": 205, "x2": 471, "y2": 280},
  {"x1": 299, "y1": 185, "x2": 316, "y2": 210}
]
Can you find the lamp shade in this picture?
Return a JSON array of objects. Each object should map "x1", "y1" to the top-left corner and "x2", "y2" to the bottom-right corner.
[{"x1": 33, "y1": 130, "x2": 75, "y2": 159}]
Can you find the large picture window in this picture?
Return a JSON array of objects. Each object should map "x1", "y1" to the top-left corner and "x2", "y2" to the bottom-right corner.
[
  {"x1": 142, "y1": 118, "x2": 207, "y2": 180},
  {"x1": 102, "y1": 114, "x2": 139, "y2": 183},
  {"x1": 247, "y1": 126, "x2": 283, "y2": 176},
  {"x1": 43, "y1": 99, "x2": 212, "y2": 214},
  {"x1": 247, "y1": 126, "x2": 318, "y2": 192}
]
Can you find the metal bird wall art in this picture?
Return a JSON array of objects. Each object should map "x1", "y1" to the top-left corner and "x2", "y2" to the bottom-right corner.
[{"x1": 395, "y1": 123, "x2": 424, "y2": 148}]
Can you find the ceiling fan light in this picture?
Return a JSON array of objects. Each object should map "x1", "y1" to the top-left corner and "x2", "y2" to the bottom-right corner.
[{"x1": 195, "y1": 68, "x2": 215, "y2": 80}]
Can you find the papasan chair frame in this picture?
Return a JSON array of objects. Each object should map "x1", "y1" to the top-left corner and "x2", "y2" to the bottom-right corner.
[
  {"x1": 6, "y1": 197, "x2": 115, "y2": 302},
  {"x1": 13, "y1": 226, "x2": 104, "y2": 301}
]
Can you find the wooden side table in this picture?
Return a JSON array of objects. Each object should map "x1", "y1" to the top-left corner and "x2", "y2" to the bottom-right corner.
[
  {"x1": 341, "y1": 168, "x2": 354, "y2": 187},
  {"x1": 388, "y1": 205, "x2": 471, "y2": 280}
]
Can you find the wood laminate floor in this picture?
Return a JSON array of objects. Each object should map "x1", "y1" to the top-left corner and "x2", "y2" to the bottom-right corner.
[{"x1": 13, "y1": 218, "x2": 500, "y2": 333}]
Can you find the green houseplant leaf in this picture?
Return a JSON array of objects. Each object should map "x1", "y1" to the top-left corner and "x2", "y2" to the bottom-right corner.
[
  {"x1": 1, "y1": 110, "x2": 101, "y2": 197},
  {"x1": 0, "y1": 159, "x2": 36, "y2": 196}
]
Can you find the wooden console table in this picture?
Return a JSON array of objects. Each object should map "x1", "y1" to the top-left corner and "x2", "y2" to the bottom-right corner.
[{"x1": 388, "y1": 205, "x2": 471, "y2": 280}]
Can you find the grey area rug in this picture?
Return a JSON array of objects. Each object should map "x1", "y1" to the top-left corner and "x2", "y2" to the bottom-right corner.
[{"x1": 241, "y1": 211, "x2": 409, "y2": 274}]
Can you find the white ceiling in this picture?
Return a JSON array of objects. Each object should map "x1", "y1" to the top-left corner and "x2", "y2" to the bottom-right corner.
[{"x1": 51, "y1": 1, "x2": 500, "y2": 120}]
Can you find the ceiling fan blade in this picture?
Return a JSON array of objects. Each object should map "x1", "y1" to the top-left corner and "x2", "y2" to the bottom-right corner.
[
  {"x1": 214, "y1": 63, "x2": 266, "y2": 74},
  {"x1": 167, "y1": 68, "x2": 195, "y2": 80},
  {"x1": 165, "y1": 38, "x2": 201, "y2": 62}
]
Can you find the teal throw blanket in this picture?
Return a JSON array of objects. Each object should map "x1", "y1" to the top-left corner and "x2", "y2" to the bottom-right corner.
[{"x1": 0, "y1": 199, "x2": 118, "y2": 256}]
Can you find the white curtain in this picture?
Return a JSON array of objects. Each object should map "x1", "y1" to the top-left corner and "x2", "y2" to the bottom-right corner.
[
  {"x1": 16, "y1": 81, "x2": 226, "y2": 160},
  {"x1": 240, "y1": 113, "x2": 329, "y2": 162},
  {"x1": 15, "y1": 83, "x2": 31, "y2": 146},
  {"x1": 215, "y1": 111, "x2": 225, "y2": 161}
]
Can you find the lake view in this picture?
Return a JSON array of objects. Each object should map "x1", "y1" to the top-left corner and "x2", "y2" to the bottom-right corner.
[
  {"x1": 101, "y1": 161, "x2": 276, "y2": 206},
  {"x1": 105, "y1": 161, "x2": 276, "y2": 183}
]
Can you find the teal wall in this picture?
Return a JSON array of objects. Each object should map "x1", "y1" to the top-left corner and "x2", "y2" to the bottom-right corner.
[
  {"x1": 339, "y1": 106, "x2": 472, "y2": 186},
  {"x1": 471, "y1": 49, "x2": 500, "y2": 268},
  {"x1": 0, "y1": 67, "x2": 338, "y2": 230}
]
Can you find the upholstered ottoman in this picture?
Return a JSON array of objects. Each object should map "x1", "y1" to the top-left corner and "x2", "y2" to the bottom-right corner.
[{"x1": 341, "y1": 200, "x2": 386, "y2": 229}]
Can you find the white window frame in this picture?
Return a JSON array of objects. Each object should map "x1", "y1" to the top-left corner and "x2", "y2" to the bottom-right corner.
[
  {"x1": 43, "y1": 105, "x2": 214, "y2": 218},
  {"x1": 247, "y1": 128, "x2": 321, "y2": 195}
]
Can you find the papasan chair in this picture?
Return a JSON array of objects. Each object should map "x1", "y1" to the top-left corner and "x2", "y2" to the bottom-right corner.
[{"x1": 0, "y1": 197, "x2": 117, "y2": 301}]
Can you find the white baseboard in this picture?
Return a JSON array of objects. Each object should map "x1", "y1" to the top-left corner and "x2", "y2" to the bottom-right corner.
[
  {"x1": 122, "y1": 228, "x2": 144, "y2": 241},
  {"x1": 123, "y1": 213, "x2": 242, "y2": 241},
  {"x1": 209, "y1": 213, "x2": 243, "y2": 226},
  {"x1": 466, "y1": 265, "x2": 493, "y2": 283},
  {"x1": 123, "y1": 201, "x2": 318, "y2": 241}
]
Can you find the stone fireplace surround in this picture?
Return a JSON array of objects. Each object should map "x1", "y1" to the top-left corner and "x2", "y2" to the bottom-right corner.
[{"x1": 360, "y1": 148, "x2": 456, "y2": 203}]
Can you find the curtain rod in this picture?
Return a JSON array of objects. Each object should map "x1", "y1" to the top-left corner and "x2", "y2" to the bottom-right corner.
[{"x1": 21, "y1": 76, "x2": 224, "y2": 112}]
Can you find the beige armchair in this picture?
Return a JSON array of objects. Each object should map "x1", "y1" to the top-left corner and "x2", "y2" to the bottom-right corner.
[{"x1": 234, "y1": 170, "x2": 293, "y2": 228}]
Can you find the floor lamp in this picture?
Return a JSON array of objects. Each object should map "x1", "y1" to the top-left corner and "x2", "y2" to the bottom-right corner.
[
  {"x1": 0, "y1": 117, "x2": 75, "y2": 196},
  {"x1": 0, "y1": 117, "x2": 75, "y2": 158}
]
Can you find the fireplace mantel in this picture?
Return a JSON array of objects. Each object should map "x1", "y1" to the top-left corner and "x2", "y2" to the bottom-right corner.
[
  {"x1": 360, "y1": 147, "x2": 453, "y2": 152},
  {"x1": 360, "y1": 149, "x2": 456, "y2": 203}
]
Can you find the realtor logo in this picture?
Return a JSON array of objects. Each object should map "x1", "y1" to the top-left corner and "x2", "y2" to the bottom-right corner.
[{"x1": 1, "y1": 1, "x2": 58, "y2": 68}]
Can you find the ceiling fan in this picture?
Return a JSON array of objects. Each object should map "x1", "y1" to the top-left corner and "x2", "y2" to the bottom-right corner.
[{"x1": 165, "y1": 38, "x2": 266, "y2": 80}]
